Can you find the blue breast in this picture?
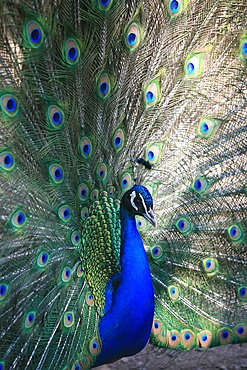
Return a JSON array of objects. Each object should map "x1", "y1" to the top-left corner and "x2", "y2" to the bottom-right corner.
[{"x1": 93, "y1": 206, "x2": 154, "y2": 367}]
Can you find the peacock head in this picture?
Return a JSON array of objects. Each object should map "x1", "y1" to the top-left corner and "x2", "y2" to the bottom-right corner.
[{"x1": 121, "y1": 185, "x2": 156, "y2": 227}]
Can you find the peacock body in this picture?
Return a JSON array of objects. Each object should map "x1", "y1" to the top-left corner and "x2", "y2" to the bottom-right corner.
[{"x1": 0, "y1": 0, "x2": 247, "y2": 369}]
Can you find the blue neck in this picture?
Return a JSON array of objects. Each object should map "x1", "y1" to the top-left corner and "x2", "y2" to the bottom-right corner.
[{"x1": 94, "y1": 206, "x2": 154, "y2": 367}]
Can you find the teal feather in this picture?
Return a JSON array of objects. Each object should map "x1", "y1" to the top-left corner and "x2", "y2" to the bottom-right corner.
[{"x1": 0, "y1": 0, "x2": 247, "y2": 369}]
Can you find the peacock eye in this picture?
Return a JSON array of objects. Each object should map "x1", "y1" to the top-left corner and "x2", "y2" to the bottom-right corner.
[
  {"x1": 65, "y1": 39, "x2": 80, "y2": 64},
  {"x1": 135, "y1": 198, "x2": 142, "y2": 206},
  {"x1": 99, "y1": 0, "x2": 112, "y2": 10},
  {"x1": 26, "y1": 21, "x2": 43, "y2": 48}
]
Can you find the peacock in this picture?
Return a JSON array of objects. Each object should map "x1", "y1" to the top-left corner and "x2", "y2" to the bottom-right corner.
[{"x1": 0, "y1": 0, "x2": 247, "y2": 369}]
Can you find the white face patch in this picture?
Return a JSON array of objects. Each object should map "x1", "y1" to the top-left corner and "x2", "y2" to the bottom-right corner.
[
  {"x1": 130, "y1": 191, "x2": 148, "y2": 214},
  {"x1": 139, "y1": 193, "x2": 148, "y2": 215},
  {"x1": 130, "y1": 190, "x2": 138, "y2": 210}
]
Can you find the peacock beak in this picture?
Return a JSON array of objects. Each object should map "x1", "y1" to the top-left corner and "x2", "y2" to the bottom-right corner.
[{"x1": 143, "y1": 208, "x2": 156, "y2": 228}]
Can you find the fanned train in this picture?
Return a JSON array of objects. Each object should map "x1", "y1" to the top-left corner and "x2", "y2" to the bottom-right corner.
[{"x1": 0, "y1": 0, "x2": 246, "y2": 369}]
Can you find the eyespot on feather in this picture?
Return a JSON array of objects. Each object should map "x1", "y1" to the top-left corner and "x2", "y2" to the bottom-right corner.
[
  {"x1": 97, "y1": 73, "x2": 111, "y2": 98},
  {"x1": 0, "y1": 283, "x2": 8, "y2": 301},
  {"x1": 36, "y1": 251, "x2": 49, "y2": 268},
  {"x1": 86, "y1": 293, "x2": 94, "y2": 306},
  {"x1": 112, "y1": 129, "x2": 125, "y2": 151},
  {"x1": 145, "y1": 142, "x2": 163, "y2": 165},
  {"x1": 90, "y1": 338, "x2": 101, "y2": 355},
  {"x1": 24, "y1": 311, "x2": 36, "y2": 328},
  {"x1": 152, "y1": 319, "x2": 162, "y2": 335},
  {"x1": 80, "y1": 137, "x2": 92, "y2": 158},
  {"x1": 192, "y1": 176, "x2": 208, "y2": 193},
  {"x1": 237, "y1": 286, "x2": 247, "y2": 301},
  {"x1": 72, "y1": 363, "x2": 81, "y2": 370},
  {"x1": 198, "y1": 117, "x2": 218, "y2": 138},
  {"x1": 99, "y1": 0, "x2": 112, "y2": 10},
  {"x1": 120, "y1": 171, "x2": 133, "y2": 191},
  {"x1": 144, "y1": 80, "x2": 160, "y2": 108},
  {"x1": 239, "y1": 35, "x2": 247, "y2": 60},
  {"x1": 234, "y1": 324, "x2": 247, "y2": 340},
  {"x1": 71, "y1": 231, "x2": 81, "y2": 246},
  {"x1": 197, "y1": 330, "x2": 213, "y2": 348},
  {"x1": 185, "y1": 53, "x2": 203, "y2": 78},
  {"x1": 78, "y1": 183, "x2": 89, "y2": 200},
  {"x1": 63, "y1": 311, "x2": 74, "y2": 327},
  {"x1": 0, "y1": 95, "x2": 19, "y2": 117},
  {"x1": 48, "y1": 106, "x2": 64, "y2": 129},
  {"x1": 72, "y1": 357, "x2": 91, "y2": 370},
  {"x1": 81, "y1": 207, "x2": 89, "y2": 220},
  {"x1": 175, "y1": 217, "x2": 191, "y2": 234},
  {"x1": 202, "y1": 258, "x2": 218, "y2": 275},
  {"x1": 167, "y1": 331, "x2": 181, "y2": 348},
  {"x1": 96, "y1": 163, "x2": 108, "y2": 181},
  {"x1": 136, "y1": 216, "x2": 148, "y2": 231},
  {"x1": 11, "y1": 209, "x2": 27, "y2": 229},
  {"x1": 125, "y1": 22, "x2": 141, "y2": 50},
  {"x1": 0, "y1": 150, "x2": 15, "y2": 172},
  {"x1": 151, "y1": 246, "x2": 163, "y2": 260},
  {"x1": 107, "y1": 186, "x2": 115, "y2": 197},
  {"x1": 90, "y1": 189, "x2": 99, "y2": 201},
  {"x1": 168, "y1": 0, "x2": 186, "y2": 16},
  {"x1": 65, "y1": 39, "x2": 80, "y2": 64},
  {"x1": 49, "y1": 164, "x2": 64, "y2": 184},
  {"x1": 218, "y1": 328, "x2": 233, "y2": 345},
  {"x1": 227, "y1": 224, "x2": 243, "y2": 242},
  {"x1": 168, "y1": 285, "x2": 179, "y2": 300},
  {"x1": 58, "y1": 206, "x2": 71, "y2": 222},
  {"x1": 61, "y1": 267, "x2": 72, "y2": 283},
  {"x1": 77, "y1": 265, "x2": 84, "y2": 278},
  {"x1": 181, "y1": 330, "x2": 195, "y2": 347},
  {"x1": 26, "y1": 21, "x2": 43, "y2": 47}
]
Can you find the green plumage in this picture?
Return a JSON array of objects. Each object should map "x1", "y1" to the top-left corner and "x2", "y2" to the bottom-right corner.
[
  {"x1": 0, "y1": 0, "x2": 247, "y2": 369},
  {"x1": 81, "y1": 193, "x2": 121, "y2": 313}
]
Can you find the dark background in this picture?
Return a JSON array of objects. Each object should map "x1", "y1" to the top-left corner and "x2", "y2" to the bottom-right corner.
[{"x1": 98, "y1": 343, "x2": 247, "y2": 369}]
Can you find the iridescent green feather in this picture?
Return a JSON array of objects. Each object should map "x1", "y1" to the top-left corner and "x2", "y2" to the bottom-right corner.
[{"x1": 81, "y1": 192, "x2": 121, "y2": 315}]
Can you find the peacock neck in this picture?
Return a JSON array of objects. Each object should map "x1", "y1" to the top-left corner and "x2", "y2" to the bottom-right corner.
[
  {"x1": 119, "y1": 206, "x2": 151, "y2": 283},
  {"x1": 94, "y1": 205, "x2": 154, "y2": 367}
]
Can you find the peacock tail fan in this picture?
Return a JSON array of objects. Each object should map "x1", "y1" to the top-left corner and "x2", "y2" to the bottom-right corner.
[{"x1": 0, "y1": 0, "x2": 246, "y2": 369}]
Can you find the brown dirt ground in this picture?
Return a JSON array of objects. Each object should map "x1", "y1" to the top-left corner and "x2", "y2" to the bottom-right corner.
[{"x1": 97, "y1": 343, "x2": 247, "y2": 370}]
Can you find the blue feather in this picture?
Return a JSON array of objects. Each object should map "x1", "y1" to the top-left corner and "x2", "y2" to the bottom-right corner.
[{"x1": 94, "y1": 188, "x2": 154, "y2": 366}]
